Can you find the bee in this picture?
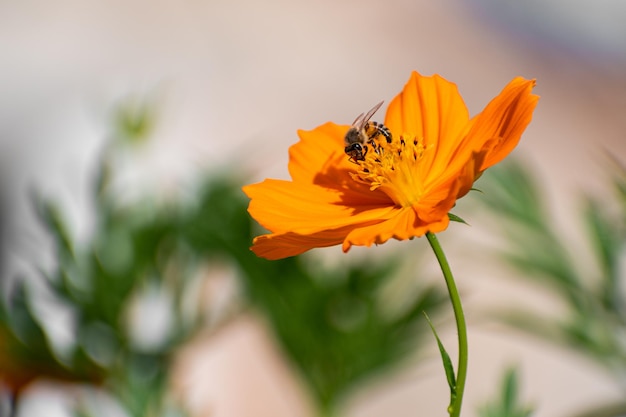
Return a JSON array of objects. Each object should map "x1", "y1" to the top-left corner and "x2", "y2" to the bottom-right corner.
[{"x1": 344, "y1": 100, "x2": 392, "y2": 162}]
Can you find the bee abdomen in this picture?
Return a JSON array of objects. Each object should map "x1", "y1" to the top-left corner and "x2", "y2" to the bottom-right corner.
[{"x1": 369, "y1": 121, "x2": 393, "y2": 144}]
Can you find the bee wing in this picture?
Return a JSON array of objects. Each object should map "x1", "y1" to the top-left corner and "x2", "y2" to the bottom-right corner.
[
  {"x1": 361, "y1": 100, "x2": 384, "y2": 124},
  {"x1": 351, "y1": 111, "x2": 365, "y2": 128},
  {"x1": 350, "y1": 101, "x2": 384, "y2": 130}
]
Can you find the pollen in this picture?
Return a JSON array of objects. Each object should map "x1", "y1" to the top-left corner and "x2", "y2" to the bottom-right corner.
[{"x1": 351, "y1": 134, "x2": 431, "y2": 208}]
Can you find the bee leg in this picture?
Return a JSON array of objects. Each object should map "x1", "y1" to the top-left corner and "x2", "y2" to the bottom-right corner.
[{"x1": 367, "y1": 139, "x2": 381, "y2": 155}]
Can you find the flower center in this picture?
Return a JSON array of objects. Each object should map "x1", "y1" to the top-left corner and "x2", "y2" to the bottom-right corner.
[{"x1": 350, "y1": 134, "x2": 431, "y2": 207}]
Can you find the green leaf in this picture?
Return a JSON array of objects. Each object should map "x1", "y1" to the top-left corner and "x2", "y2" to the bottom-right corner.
[
  {"x1": 424, "y1": 312, "x2": 456, "y2": 401},
  {"x1": 582, "y1": 196, "x2": 621, "y2": 312},
  {"x1": 36, "y1": 199, "x2": 74, "y2": 260},
  {"x1": 478, "y1": 367, "x2": 533, "y2": 417},
  {"x1": 448, "y1": 212, "x2": 469, "y2": 225}
]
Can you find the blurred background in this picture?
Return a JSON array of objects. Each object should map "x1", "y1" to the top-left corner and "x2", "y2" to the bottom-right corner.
[{"x1": 2, "y1": 0, "x2": 626, "y2": 416}]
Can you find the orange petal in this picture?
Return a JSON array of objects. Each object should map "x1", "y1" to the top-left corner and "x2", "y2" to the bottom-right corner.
[
  {"x1": 465, "y1": 77, "x2": 539, "y2": 171},
  {"x1": 342, "y1": 207, "x2": 450, "y2": 252},
  {"x1": 384, "y1": 71, "x2": 470, "y2": 184},
  {"x1": 251, "y1": 226, "x2": 360, "y2": 260},
  {"x1": 287, "y1": 123, "x2": 391, "y2": 201},
  {"x1": 425, "y1": 77, "x2": 538, "y2": 192},
  {"x1": 454, "y1": 145, "x2": 490, "y2": 199},
  {"x1": 288, "y1": 122, "x2": 349, "y2": 184},
  {"x1": 242, "y1": 179, "x2": 396, "y2": 235},
  {"x1": 413, "y1": 175, "x2": 463, "y2": 222}
]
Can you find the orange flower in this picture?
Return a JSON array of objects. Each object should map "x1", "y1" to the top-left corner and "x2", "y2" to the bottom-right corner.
[{"x1": 243, "y1": 71, "x2": 539, "y2": 260}]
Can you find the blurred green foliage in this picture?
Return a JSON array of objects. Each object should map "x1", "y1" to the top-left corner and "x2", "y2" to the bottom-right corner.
[
  {"x1": 182, "y1": 172, "x2": 448, "y2": 413},
  {"x1": 477, "y1": 159, "x2": 626, "y2": 417},
  {"x1": 111, "y1": 96, "x2": 158, "y2": 145},
  {"x1": 0, "y1": 101, "x2": 447, "y2": 417},
  {"x1": 478, "y1": 367, "x2": 533, "y2": 417}
]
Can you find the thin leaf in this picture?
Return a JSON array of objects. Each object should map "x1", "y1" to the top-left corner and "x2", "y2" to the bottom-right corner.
[
  {"x1": 424, "y1": 312, "x2": 456, "y2": 400},
  {"x1": 448, "y1": 212, "x2": 469, "y2": 225},
  {"x1": 36, "y1": 199, "x2": 74, "y2": 260},
  {"x1": 583, "y1": 197, "x2": 621, "y2": 312},
  {"x1": 478, "y1": 367, "x2": 533, "y2": 417}
]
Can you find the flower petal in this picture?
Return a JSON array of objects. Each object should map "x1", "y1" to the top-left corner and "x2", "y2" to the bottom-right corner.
[
  {"x1": 242, "y1": 179, "x2": 397, "y2": 235},
  {"x1": 413, "y1": 175, "x2": 463, "y2": 222},
  {"x1": 342, "y1": 206, "x2": 450, "y2": 251},
  {"x1": 251, "y1": 227, "x2": 359, "y2": 260},
  {"x1": 419, "y1": 76, "x2": 538, "y2": 194},
  {"x1": 384, "y1": 71, "x2": 471, "y2": 183},
  {"x1": 465, "y1": 77, "x2": 539, "y2": 171},
  {"x1": 288, "y1": 122, "x2": 348, "y2": 184},
  {"x1": 287, "y1": 123, "x2": 391, "y2": 203}
]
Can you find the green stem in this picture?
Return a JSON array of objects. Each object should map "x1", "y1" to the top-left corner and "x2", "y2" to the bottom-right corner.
[{"x1": 426, "y1": 231, "x2": 468, "y2": 417}]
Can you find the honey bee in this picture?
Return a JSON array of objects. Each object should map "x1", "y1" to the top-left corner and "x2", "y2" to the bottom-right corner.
[{"x1": 344, "y1": 100, "x2": 392, "y2": 162}]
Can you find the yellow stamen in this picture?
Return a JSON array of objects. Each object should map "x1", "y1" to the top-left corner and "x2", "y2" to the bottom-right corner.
[{"x1": 350, "y1": 134, "x2": 431, "y2": 207}]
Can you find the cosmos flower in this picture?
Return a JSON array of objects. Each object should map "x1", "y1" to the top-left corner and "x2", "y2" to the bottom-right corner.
[{"x1": 243, "y1": 71, "x2": 539, "y2": 260}]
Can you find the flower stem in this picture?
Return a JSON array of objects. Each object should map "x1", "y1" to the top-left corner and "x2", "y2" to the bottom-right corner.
[{"x1": 426, "y1": 231, "x2": 468, "y2": 417}]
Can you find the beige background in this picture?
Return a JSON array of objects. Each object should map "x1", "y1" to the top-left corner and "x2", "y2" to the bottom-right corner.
[{"x1": 2, "y1": 0, "x2": 626, "y2": 416}]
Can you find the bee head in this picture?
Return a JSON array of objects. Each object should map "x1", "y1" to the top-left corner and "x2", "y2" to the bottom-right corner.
[
  {"x1": 344, "y1": 127, "x2": 363, "y2": 145},
  {"x1": 344, "y1": 142, "x2": 366, "y2": 162}
]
